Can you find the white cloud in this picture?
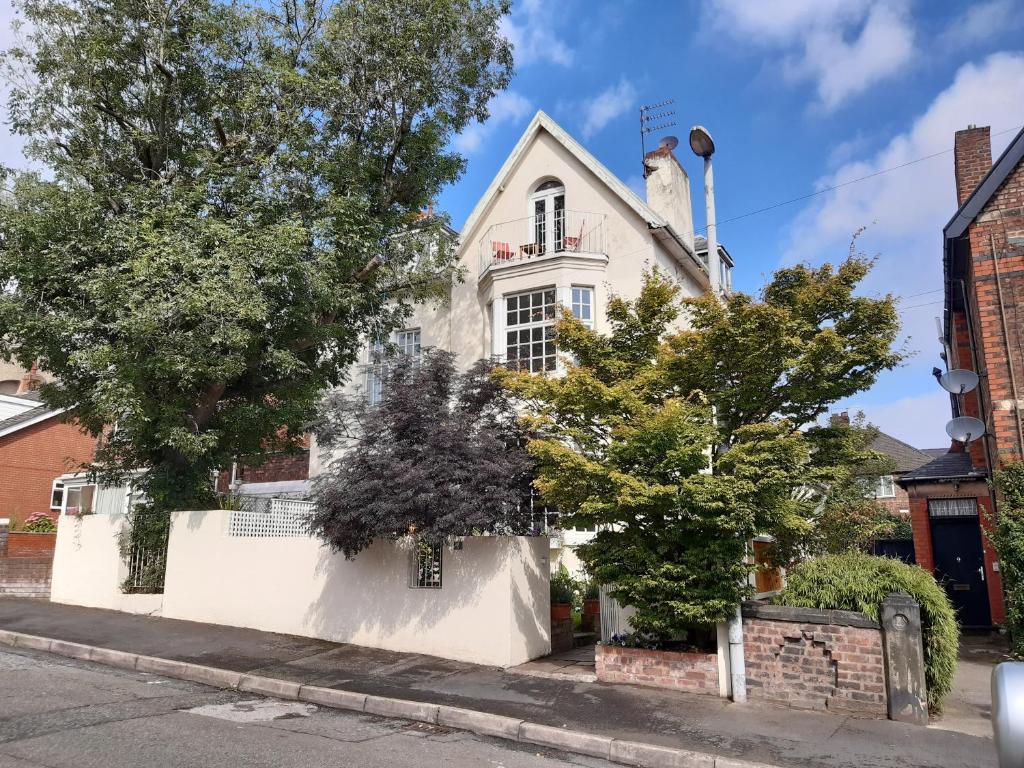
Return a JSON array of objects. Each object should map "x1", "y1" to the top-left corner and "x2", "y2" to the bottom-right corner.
[
  {"x1": 580, "y1": 77, "x2": 636, "y2": 140},
  {"x1": 784, "y1": 52, "x2": 1024, "y2": 448},
  {"x1": 499, "y1": 0, "x2": 573, "y2": 68},
  {"x1": 940, "y1": 0, "x2": 1020, "y2": 48},
  {"x1": 704, "y1": 0, "x2": 914, "y2": 112},
  {"x1": 452, "y1": 90, "x2": 532, "y2": 155}
]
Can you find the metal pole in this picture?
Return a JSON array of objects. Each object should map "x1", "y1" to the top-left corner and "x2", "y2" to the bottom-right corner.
[{"x1": 704, "y1": 156, "x2": 721, "y2": 295}]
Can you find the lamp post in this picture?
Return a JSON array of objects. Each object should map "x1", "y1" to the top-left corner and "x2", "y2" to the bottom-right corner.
[{"x1": 689, "y1": 125, "x2": 720, "y2": 295}]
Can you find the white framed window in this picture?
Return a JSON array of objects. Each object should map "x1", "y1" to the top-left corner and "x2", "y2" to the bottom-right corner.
[
  {"x1": 875, "y1": 475, "x2": 896, "y2": 498},
  {"x1": 528, "y1": 180, "x2": 566, "y2": 255},
  {"x1": 396, "y1": 328, "x2": 421, "y2": 358},
  {"x1": 571, "y1": 286, "x2": 593, "y2": 327},
  {"x1": 505, "y1": 288, "x2": 557, "y2": 373},
  {"x1": 366, "y1": 336, "x2": 386, "y2": 405},
  {"x1": 50, "y1": 480, "x2": 65, "y2": 511},
  {"x1": 410, "y1": 543, "x2": 442, "y2": 588},
  {"x1": 64, "y1": 484, "x2": 96, "y2": 515}
]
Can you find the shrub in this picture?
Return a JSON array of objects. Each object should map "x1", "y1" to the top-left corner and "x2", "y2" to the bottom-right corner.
[
  {"x1": 777, "y1": 551, "x2": 958, "y2": 711},
  {"x1": 991, "y1": 464, "x2": 1024, "y2": 658},
  {"x1": 550, "y1": 566, "x2": 579, "y2": 606},
  {"x1": 22, "y1": 512, "x2": 56, "y2": 533}
]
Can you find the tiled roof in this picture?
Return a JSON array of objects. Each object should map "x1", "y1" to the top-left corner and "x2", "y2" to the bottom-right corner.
[
  {"x1": 899, "y1": 450, "x2": 986, "y2": 482},
  {"x1": 921, "y1": 447, "x2": 949, "y2": 459},
  {"x1": 0, "y1": 404, "x2": 57, "y2": 436},
  {"x1": 870, "y1": 431, "x2": 936, "y2": 474}
]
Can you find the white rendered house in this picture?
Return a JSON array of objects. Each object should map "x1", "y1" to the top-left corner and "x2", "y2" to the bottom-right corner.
[{"x1": 314, "y1": 110, "x2": 733, "y2": 575}]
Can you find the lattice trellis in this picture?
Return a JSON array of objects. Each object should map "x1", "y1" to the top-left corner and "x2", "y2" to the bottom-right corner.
[{"x1": 227, "y1": 498, "x2": 314, "y2": 538}]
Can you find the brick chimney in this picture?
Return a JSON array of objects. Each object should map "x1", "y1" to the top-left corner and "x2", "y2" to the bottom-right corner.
[
  {"x1": 830, "y1": 411, "x2": 851, "y2": 427},
  {"x1": 15, "y1": 361, "x2": 43, "y2": 395},
  {"x1": 953, "y1": 126, "x2": 992, "y2": 206},
  {"x1": 644, "y1": 147, "x2": 695, "y2": 253}
]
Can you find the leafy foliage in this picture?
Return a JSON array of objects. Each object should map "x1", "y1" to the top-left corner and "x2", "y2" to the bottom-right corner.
[
  {"x1": 777, "y1": 414, "x2": 902, "y2": 560},
  {"x1": 22, "y1": 512, "x2": 57, "y2": 533},
  {"x1": 778, "y1": 551, "x2": 958, "y2": 711},
  {"x1": 309, "y1": 350, "x2": 534, "y2": 558},
  {"x1": 499, "y1": 261, "x2": 903, "y2": 642},
  {"x1": 549, "y1": 565, "x2": 578, "y2": 606},
  {"x1": 991, "y1": 463, "x2": 1024, "y2": 657},
  {"x1": 0, "y1": 0, "x2": 512, "y2": 511}
]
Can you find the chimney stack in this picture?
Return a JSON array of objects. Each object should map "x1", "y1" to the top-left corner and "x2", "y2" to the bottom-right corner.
[
  {"x1": 15, "y1": 361, "x2": 43, "y2": 395},
  {"x1": 644, "y1": 147, "x2": 695, "y2": 254},
  {"x1": 953, "y1": 126, "x2": 992, "y2": 206}
]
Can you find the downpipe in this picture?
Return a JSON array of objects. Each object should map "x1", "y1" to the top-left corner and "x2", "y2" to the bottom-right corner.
[{"x1": 728, "y1": 604, "x2": 747, "y2": 703}]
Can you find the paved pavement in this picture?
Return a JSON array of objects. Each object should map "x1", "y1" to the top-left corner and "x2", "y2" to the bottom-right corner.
[
  {"x1": 931, "y1": 633, "x2": 1008, "y2": 739},
  {"x1": 0, "y1": 598, "x2": 999, "y2": 768},
  {"x1": 0, "y1": 645, "x2": 602, "y2": 767}
]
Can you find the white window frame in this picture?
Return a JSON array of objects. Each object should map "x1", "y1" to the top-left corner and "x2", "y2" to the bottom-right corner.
[
  {"x1": 528, "y1": 181, "x2": 566, "y2": 255},
  {"x1": 395, "y1": 328, "x2": 422, "y2": 358},
  {"x1": 50, "y1": 479, "x2": 65, "y2": 511},
  {"x1": 504, "y1": 288, "x2": 557, "y2": 373},
  {"x1": 63, "y1": 483, "x2": 97, "y2": 516},
  {"x1": 571, "y1": 286, "x2": 594, "y2": 328},
  {"x1": 875, "y1": 475, "x2": 896, "y2": 499}
]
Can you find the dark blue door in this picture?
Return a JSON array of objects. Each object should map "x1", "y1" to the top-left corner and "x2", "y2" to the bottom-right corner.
[{"x1": 929, "y1": 506, "x2": 990, "y2": 627}]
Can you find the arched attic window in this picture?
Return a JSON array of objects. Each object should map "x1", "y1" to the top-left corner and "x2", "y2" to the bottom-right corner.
[{"x1": 528, "y1": 179, "x2": 565, "y2": 255}]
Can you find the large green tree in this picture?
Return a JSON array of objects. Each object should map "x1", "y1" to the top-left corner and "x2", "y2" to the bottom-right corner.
[
  {"x1": 0, "y1": 0, "x2": 512, "y2": 510},
  {"x1": 499, "y1": 259, "x2": 903, "y2": 642}
]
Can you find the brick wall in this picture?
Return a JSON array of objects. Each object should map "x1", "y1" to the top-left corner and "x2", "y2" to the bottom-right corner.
[
  {"x1": 595, "y1": 644, "x2": 719, "y2": 694},
  {"x1": 742, "y1": 603, "x2": 887, "y2": 717},
  {"x1": 6, "y1": 532, "x2": 56, "y2": 557},
  {"x1": 216, "y1": 450, "x2": 310, "y2": 492},
  {"x1": 551, "y1": 617, "x2": 574, "y2": 654},
  {"x1": 0, "y1": 415, "x2": 95, "y2": 529},
  {"x1": 0, "y1": 555, "x2": 53, "y2": 598}
]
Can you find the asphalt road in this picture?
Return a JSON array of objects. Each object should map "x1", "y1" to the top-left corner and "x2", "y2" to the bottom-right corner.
[{"x1": 0, "y1": 647, "x2": 605, "y2": 768}]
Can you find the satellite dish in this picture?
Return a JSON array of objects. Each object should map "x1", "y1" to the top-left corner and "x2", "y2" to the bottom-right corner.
[
  {"x1": 939, "y1": 369, "x2": 979, "y2": 394},
  {"x1": 659, "y1": 135, "x2": 679, "y2": 152},
  {"x1": 945, "y1": 416, "x2": 987, "y2": 443}
]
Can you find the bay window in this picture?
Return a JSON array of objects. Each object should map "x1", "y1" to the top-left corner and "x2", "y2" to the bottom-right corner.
[{"x1": 505, "y1": 289, "x2": 557, "y2": 372}]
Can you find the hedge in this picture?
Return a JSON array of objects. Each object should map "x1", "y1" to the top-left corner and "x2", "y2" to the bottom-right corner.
[{"x1": 777, "y1": 551, "x2": 958, "y2": 711}]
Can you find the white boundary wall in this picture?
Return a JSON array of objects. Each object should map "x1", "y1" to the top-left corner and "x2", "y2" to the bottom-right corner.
[
  {"x1": 155, "y1": 509, "x2": 550, "y2": 667},
  {"x1": 51, "y1": 513, "x2": 163, "y2": 615}
]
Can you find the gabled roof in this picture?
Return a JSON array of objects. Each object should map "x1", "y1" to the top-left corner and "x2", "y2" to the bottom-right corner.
[
  {"x1": 0, "y1": 403, "x2": 65, "y2": 438},
  {"x1": 945, "y1": 125, "x2": 1024, "y2": 241},
  {"x1": 458, "y1": 111, "x2": 685, "y2": 255},
  {"x1": 870, "y1": 431, "x2": 936, "y2": 474}
]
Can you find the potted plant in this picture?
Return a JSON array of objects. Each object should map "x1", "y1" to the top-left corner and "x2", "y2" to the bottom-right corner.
[
  {"x1": 582, "y1": 580, "x2": 600, "y2": 632},
  {"x1": 550, "y1": 566, "x2": 576, "y2": 621}
]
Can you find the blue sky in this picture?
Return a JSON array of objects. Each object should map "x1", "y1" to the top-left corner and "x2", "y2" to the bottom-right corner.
[
  {"x1": 439, "y1": 0, "x2": 1024, "y2": 448},
  {"x1": 2, "y1": 0, "x2": 1024, "y2": 448}
]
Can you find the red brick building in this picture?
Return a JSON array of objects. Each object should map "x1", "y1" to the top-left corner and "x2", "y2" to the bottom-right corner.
[
  {"x1": 0, "y1": 391, "x2": 96, "y2": 529},
  {"x1": 900, "y1": 125, "x2": 1024, "y2": 628}
]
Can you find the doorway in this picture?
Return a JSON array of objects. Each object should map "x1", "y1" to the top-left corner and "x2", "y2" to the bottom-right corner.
[{"x1": 928, "y1": 498, "x2": 991, "y2": 628}]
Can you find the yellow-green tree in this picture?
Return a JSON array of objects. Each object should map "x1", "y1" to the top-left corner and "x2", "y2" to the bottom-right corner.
[{"x1": 499, "y1": 260, "x2": 902, "y2": 642}]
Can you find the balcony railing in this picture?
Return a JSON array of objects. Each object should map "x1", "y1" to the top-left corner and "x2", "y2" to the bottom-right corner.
[{"x1": 479, "y1": 210, "x2": 606, "y2": 274}]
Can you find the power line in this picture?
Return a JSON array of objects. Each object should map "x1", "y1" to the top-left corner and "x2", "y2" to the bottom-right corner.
[
  {"x1": 901, "y1": 299, "x2": 944, "y2": 311},
  {"x1": 687, "y1": 123, "x2": 1024, "y2": 238}
]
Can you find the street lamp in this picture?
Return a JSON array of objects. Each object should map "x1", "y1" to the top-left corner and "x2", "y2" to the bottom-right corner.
[{"x1": 689, "y1": 126, "x2": 720, "y2": 295}]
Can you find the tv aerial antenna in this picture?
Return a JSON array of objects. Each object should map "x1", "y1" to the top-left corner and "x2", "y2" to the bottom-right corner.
[{"x1": 640, "y1": 99, "x2": 676, "y2": 177}]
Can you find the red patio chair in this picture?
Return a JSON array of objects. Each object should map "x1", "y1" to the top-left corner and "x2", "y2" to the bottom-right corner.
[{"x1": 562, "y1": 220, "x2": 585, "y2": 251}]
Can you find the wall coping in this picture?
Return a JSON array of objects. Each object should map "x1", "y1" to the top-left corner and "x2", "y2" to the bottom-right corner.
[{"x1": 742, "y1": 601, "x2": 880, "y2": 630}]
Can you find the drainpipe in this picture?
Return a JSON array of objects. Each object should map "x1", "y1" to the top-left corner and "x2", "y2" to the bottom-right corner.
[{"x1": 728, "y1": 592, "x2": 747, "y2": 702}]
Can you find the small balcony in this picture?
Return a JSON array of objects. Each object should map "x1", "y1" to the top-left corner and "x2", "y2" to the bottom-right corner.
[{"x1": 479, "y1": 210, "x2": 606, "y2": 275}]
